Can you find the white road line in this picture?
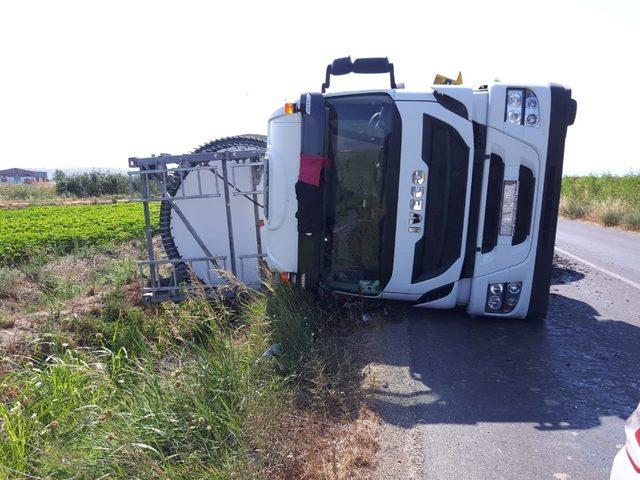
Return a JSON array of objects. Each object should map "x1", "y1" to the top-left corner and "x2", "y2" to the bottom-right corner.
[{"x1": 554, "y1": 246, "x2": 640, "y2": 291}]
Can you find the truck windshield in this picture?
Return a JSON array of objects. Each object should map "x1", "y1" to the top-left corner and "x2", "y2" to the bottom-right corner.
[{"x1": 324, "y1": 94, "x2": 396, "y2": 295}]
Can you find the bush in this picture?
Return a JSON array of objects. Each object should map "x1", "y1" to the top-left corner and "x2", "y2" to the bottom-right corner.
[
  {"x1": 0, "y1": 267, "x2": 22, "y2": 299},
  {"x1": 55, "y1": 171, "x2": 137, "y2": 198},
  {"x1": 559, "y1": 197, "x2": 590, "y2": 219},
  {"x1": 622, "y1": 211, "x2": 640, "y2": 229},
  {"x1": 600, "y1": 209, "x2": 622, "y2": 227},
  {"x1": 0, "y1": 183, "x2": 57, "y2": 202}
]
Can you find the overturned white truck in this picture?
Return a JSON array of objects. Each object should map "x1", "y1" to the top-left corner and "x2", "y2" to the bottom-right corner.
[{"x1": 129, "y1": 57, "x2": 576, "y2": 319}]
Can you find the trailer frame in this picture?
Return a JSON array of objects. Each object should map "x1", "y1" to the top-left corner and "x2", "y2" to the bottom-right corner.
[{"x1": 128, "y1": 149, "x2": 266, "y2": 303}]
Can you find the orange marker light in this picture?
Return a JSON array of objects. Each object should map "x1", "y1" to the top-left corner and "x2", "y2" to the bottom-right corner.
[{"x1": 284, "y1": 102, "x2": 296, "y2": 114}]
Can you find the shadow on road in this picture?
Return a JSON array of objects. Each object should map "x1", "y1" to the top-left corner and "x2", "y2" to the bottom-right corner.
[{"x1": 370, "y1": 291, "x2": 639, "y2": 432}]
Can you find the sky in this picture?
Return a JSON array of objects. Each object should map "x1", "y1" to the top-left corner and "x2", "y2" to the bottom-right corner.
[{"x1": 0, "y1": 0, "x2": 638, "y2": 175}]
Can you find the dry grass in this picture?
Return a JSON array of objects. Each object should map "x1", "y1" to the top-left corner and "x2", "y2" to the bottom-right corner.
[
  {"x1": 559, "y1": 196, "x2": 640, "y2": 230},
  {"x1": 266, "y1": 406, "x2": 379, "y2": 479}
]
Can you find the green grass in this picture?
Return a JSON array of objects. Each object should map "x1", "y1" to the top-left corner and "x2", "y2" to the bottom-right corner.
[
  {"x1": 561, "y1": 172, "x2": 640, "y2": 206},
  {"x1": 560, "y1": 173, "x2": 640, "y2": 229},
  {"x1": 0, "y1": 277, "x2": 346, "y2": 479},
  {"x1": 0, "y1": 203, "x2": 158, "y2": 263}
]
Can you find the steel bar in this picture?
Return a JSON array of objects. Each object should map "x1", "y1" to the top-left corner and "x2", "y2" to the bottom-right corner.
[
  {"x1": 140, "y1": 256, "x2": 226, "y2": 266},
  {"x1": 128, "y1": 165, "x2": 220, "y2": 177},
  {"x1": 128, "y1": 149, "x2": 264, "y2": 168},
  {"x1": 140, "y1": 168, "x2": 158, "y2": 289},
  {"x1": 221, "y1": 153, "x2": 237, "y2": 276},
  {"x1": 251, "y1": 165, "x2": 264, "y2": 259},
  {"x1": 238, "y1": 253, "x2": 267, "y2": 283}
]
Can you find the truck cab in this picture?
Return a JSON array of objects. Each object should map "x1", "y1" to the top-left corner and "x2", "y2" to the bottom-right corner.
[{"x1": 264, "y1": 57, "x2": 576, "y2": 319}]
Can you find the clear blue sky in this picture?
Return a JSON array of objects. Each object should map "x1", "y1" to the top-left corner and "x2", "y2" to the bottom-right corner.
[{"x1": 0, "y1": 0, "x2": 638, "y2": 175}]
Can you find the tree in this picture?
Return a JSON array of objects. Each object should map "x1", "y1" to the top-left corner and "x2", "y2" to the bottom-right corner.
[{"x1": 53, "y1": 169, "x2": 66, "y2": 182}]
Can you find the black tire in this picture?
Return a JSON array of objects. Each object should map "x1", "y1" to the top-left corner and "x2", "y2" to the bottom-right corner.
[{"x1": 159, "y1": 135, "x2": 267, "y2": 285}]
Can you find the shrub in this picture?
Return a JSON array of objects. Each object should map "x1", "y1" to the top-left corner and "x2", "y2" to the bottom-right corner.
[
  {"x1": 0, "y1": 267, "x2": 22, "y2": 299},
  {"x1": 0, "y1": 183, "x2": 57, "y2": 202},
  {"x1": 55, "y1": 171, "x2": 138, "y2": 198},
  {"x1": 622, "y1": 211, "x2": 640, "y2": 230},
  {"x1": 559, "y1": 197, "x2": 589, "y2": 219},
  {"x1": 590, "y1": 200, "x2": 626, "y2": 227},
  {"x1": 600, "y1": 209, "x2": 622, "y2": 227}
]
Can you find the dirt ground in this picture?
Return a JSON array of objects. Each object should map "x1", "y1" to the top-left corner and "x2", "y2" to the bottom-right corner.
[{"x1": 0, "y1": 241, "x2": 142, "y2": 365}]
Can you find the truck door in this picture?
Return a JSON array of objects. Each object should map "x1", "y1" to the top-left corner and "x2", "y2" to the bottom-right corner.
[{"x1": 382, "y1": 96, "x2": 475, "y2": 307}]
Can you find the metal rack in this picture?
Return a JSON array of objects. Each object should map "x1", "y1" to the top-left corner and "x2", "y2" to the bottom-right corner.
[{"x1": 128, "y1": 149, "x2": 266, "y2": 303}]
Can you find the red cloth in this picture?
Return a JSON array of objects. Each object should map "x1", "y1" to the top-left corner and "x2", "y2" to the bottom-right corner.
[{"x1": 298, "y1": 154, "x2": 331, "y2": 186}]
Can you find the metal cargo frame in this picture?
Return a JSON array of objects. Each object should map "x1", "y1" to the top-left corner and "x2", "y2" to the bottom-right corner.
[{"x1": 128, "y1": 149, "x2": 266, "y2": 303}]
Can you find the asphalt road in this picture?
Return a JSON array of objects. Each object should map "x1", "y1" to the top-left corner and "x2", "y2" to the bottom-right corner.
[
  {"x1": 556, "y1": 218, "x2": 640, "y2": 288},
  {"x1": 375, "y1": 219, "x2": 640, "y2": 480}
]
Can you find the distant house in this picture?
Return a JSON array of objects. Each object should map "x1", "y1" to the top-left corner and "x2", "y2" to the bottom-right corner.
[{"x1": 0, "y1": 168, "x2": 48, "y2": 184}]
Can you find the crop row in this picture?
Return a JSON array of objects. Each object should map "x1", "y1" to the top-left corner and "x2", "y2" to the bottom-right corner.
[{"x1": 0, "y1": 203, "x2": 159, "y2": 263}]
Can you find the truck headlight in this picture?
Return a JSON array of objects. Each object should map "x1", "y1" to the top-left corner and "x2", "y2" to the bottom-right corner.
[
  {"x1": 507, "y1": 90, "x2": 522, "y2": 108},
  {"x1": 507, "y1": 282, "x2": 521, "y2": 295},
  {"x1": 505, "y1": 88, "x2": 540, "y2": 127},
  {"x1": 506, "y1": 110, "x2": 521, "y2": 125},
  {"x1": 487, "y1": 295, "x2": 502, "y2": 311},
  {"x1": 486, "y1": 282, "x2": 522, "y2": 314},
  {"x1": 524, "y1": 90, "x2": 540, "y2": 127}
]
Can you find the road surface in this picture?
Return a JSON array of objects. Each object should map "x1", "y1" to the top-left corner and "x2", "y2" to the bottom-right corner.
[{"x1": 374, "y1": 219, "x2": 640, "y2": 480}]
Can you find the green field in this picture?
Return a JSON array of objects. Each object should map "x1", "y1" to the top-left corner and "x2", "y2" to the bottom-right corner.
[
  {"x1": 560, "y1": 173, "x2": 640, "y2": 229},
  {"x1": 0, "y1": 203, "x2": 159, "y2": 263}
]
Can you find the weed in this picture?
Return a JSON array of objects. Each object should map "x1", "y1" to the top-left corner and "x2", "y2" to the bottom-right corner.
[
  {"x1": 94, "y1": 258, "x2": 137, "y2": 288},
  {"x1": 622, "y1": 211, "x2": 640, "y2": 229},
  {"x1": 0, "y1": 268, "x2": 370, "y2": 479},
  {"x1": 0, "y1": 183, "x2": 58, "y2": 202},
  {"x1": 600, "y1": 209, "x2": 622, "y2": 227},
  {"x1": 0, "y1": 315, "x2": 15, "y2": 329},
  {"x1": 0, "y1": 290, "x2": 286, "y2": 478},
  {"x1": 559, "y1": 197, "x2": 590, "y2": 219},
  {"x1": 0, "y1": 267, "x2": 22, "y2": 299}
]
